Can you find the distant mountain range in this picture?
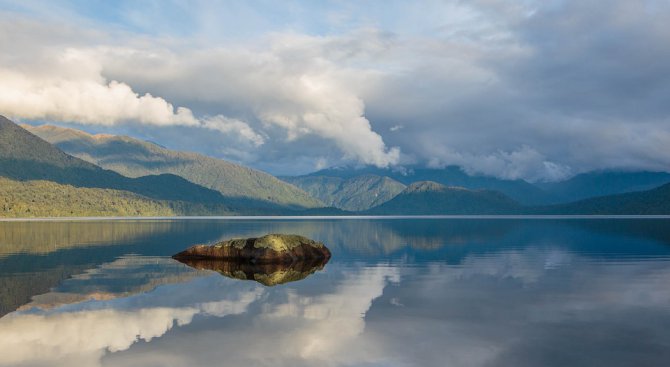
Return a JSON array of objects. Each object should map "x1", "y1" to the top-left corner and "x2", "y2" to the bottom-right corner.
[
  {"x1": 369, "y1": 179, "x2": 670, "y2": 215},
  {"x1": 538, "y1": 170, "x2": 670, "y2": 203},
  {"x1": 301, "y1": 166, "x2": 554, "y2": 205},
  {"x1": 281, "y1": 174, "x2": 405, "y2": 211},
  {"x1": 541, "y1": 182, "x2": 670, "y2": 215},
  {"x1": 365, "y1": 181, "x2": 521, "y2": 215},
  {"x1": 290, "y1": 165, "x2": 670, "y2": 212},
  {"x1": 2, "y1": 116, "x2": 670, "y2": 216}
]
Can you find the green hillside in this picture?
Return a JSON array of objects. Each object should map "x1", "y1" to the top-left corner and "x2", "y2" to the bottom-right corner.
[
  {"x1": 25, "y1": 124, "x2": 322, "y2": 210},
  {"x1": 0, "y1": 116, "x2": 225, "y2": 204},
  {"x1": 0, "y1": 177, "x2": 163, "y2": 217},
  {"x1": 538, "y1": 170, "x2": 670, "y2": 203},
  {"x1": 540, "y1": 183, "x2": 670, "y2": 214},
  {"x1": 281, "y1": 174, "x2": 405, "y2": 211},
  {"x1": 366, "y1": 181, "x2": 521, "y2": 215},
  {"x1": 0, "y1": 177, "x2": 236, "y2": 217}
]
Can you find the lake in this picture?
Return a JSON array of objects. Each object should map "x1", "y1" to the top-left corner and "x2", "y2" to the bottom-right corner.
[{"x1": 1, "y1": 217, "x2": 669, "y2": 367}]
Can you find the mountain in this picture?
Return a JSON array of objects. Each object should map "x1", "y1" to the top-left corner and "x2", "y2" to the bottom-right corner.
[
  {"x1": 25, "y1": 124, "x2": 322, "y2": 210},
  {"x1": 538, "y1": 171, "x2": 670, "y2": 203},
  {"x1": 364, "y1": 180, "x2": 670, "y2": 215},
  {"x1": 281, "y1": 174, "x2": 406, "y2": 211},
  {"x1": 0, "y1": 177, "x2": 182, "y2": 217},
  {"x1": 0, "y1": 116, "x2": 228, "y2": 206},
  {"x1": 542, "y1": 183, "x2": 670, "y2": 214},
  {"x1": 306, "y1": 166, "x2": 554, "y2": 205},
  {"x1": 7, "y1": 116, "x2": 670, "y2": 216},
  {"x1": 366, "y1": 181, "x2": 521, "y2": 215}
]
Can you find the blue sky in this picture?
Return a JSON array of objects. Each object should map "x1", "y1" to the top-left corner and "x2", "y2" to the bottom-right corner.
[
  {"x1": 1, "y1": 0, "x2": 669, "y2": 180},
  {"x1": 3, "y1": 1, "x2": 445, "y2": 42}
]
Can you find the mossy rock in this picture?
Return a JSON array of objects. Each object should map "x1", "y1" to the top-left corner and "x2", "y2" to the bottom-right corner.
[{"x1": 172, "y1": 234, "x2": 331, "y2": 264}]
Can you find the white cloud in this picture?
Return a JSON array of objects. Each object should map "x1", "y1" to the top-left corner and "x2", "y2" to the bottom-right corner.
[
  {"x1": 315, "y1": 157, "x2": 328, "y2": 170},
  {"x1": 0, "y1": 46, "x2": 263, "y2": 147},
  {"x1": 202, "y1": 115, "x2": 265, "y2": 147},
  {"x1": 100, "y1": 32, "x2": 402, "y2": 168},
  {"x1": 0, "y1": 68, "x2": 198, "y2": 126},
  {"x1": 426, "y1": 145, "x2": 572, "y2": 182},
  {"x1": 0, "y1": 20, "x2": 400, "y2": 168},
  {"x1": 0, "y1": 48, "x2": 196, "y2": 126}
]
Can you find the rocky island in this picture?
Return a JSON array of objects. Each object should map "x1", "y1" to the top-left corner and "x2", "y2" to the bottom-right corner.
[
  {"x1": 172, "y1": 234, "x2": 331, "y2": 286},
  {"x1": 172, "y1": 234, "x2": 331, "y2": 263}
]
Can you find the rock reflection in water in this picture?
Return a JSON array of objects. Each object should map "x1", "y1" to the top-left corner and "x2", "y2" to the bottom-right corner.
[{"x1": 175, "y1": 257, "x2": 329, "y2": 286}]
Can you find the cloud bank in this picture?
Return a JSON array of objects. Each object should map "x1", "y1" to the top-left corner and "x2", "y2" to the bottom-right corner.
[
  {"x1": 0, "y1": 19, "x2": 400, "y2": 168},
  {"x1": 1, "y1": 0, "x2": 669, "y2": 178},
  {"x1": 0, "y1": 48, "x2": 264, "y2": 147}
]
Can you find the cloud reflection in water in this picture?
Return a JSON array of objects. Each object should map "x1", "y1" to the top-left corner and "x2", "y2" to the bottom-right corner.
[{"x1": 1, "y1": 218, "x2": 670, "y2": 367}]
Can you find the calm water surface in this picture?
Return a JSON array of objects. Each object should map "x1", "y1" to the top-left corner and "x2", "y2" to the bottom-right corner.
[{"x1": 1, "y1": 217, "x2": 669, "y2": 367}]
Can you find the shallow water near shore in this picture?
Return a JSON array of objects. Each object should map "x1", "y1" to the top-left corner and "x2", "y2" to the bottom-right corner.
[{"x1": 1, "y1": 217, "x2": 669, "y2": 367}]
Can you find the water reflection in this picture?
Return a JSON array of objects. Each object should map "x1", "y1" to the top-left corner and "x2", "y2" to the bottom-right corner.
[
  {"x1": 176, "y1": 257, "x2": 329, "y2": 286},
  {"x1": 2, "y1": 218, "x2": 670, "y2": 316},
  {"x1": 2, "y1": 252, "x2": 669, "y2": 367},
  {"x1": 0, "y1": 260, "x2": 389, "y2": 366},
  {"x1": 0, "y1": 218, "x2": 669, "y2": 367},
  {"x1": 0, "y1": 221, "x2": 182, "y2": 257},
  {"x1": 0, "y1": 218, "x2": 508, "y2": 316},
  {"x1": 21, "y1": 256, "x2": 208, "y2": 311},
  {"x1": 0, "y1": 274, "x2": 264, "y2": 367}
]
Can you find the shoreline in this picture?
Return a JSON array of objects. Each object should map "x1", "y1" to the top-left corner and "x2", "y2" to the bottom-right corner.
[{"x1": 1, "y1": 214, "x2": 670, "y2": 222}]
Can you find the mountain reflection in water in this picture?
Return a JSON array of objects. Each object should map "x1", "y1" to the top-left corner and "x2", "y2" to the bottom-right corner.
[{"x1": 0, "y1": 217, "x2": 669, "y2": 367}]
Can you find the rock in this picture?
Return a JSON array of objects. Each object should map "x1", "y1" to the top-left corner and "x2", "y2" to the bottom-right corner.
[
  {"x1": 174, "y1": 258, "x2": 327, "y2": 286},
  {"x1": 172, "y1": 234, "x2": 331, "y2": 264}
]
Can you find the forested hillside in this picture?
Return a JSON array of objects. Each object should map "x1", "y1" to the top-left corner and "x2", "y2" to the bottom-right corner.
[
  {"x1": 282, "y1": 174, "x2": 405, "y2": 211},
  {"x1": 26, "y1": 124, "x2": 322, "y2": 210},
  {"x1": 366, "y1": 181, "x2": 521, "y2": 215},
  {"x1": 0, "y1": 117, "x2": 225, "y2": 204},
  {"x1": 0, "y1": 177, "x2": 236, "y2": 217}
]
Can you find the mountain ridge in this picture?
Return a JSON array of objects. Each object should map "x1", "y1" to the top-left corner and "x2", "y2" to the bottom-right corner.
[
  {"x1": 280, "y1": 174, "x2": 406, "y2": 211},
  {"x1": 0, "y1": 116, "x2": 225, "y2": 204},
  {"x1": 366, "y1": 181, "x2": 522, "y2": 215},
  {"x1": 25, "y1": 124, "x2": 322, "y2": 210},
  {"x1": 303, "y1": 165, "x2": 556, "y2": 205},
  {"x1": 538, "y1": 183, "x2": 670, "y2": 215},
  {"x1": 538, "y1": 170, "x2": 670, "y2": 203}
]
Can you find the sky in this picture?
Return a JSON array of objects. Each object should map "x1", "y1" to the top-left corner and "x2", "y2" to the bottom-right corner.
[{"x1": 0, "y1": 0, "x2": 669, "y2": 181}]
